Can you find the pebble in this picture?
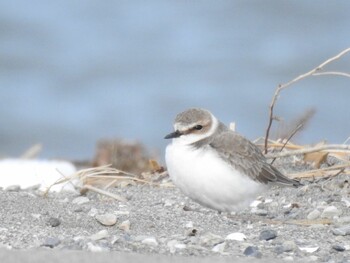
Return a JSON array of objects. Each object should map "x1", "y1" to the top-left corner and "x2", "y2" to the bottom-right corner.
[
  {"x1": 298, "y1": 246, "x2": 319, "y2": 253},
  {"x1": 259, "y1": 229, "x2": 277, "y2": 241},
  {"x1": 72, "y1": 196, "x2": 90, "y2": 205},
  {"x1": 332, "y1": 225, "x2": 350, "y2": 236},
  {"x1": 225, "y1": 232, "x2": 247, "y2": 241},
  {"x1": 46, "y1": 217, "x2": 61, "y2": 227},
  {"x1": 42, "y1": 237, "x2": 61, "y2": 248},
  {"x1": 185, "y1": 221, "x2": 194, "y2": 228},
  {"x1": 87, "y1": 242, "x2": 109, "y2": 252},
  {"x1": 141, "y1": 237, "x2": 158, "y2": 247},
  {"x1": 212, "y1": 242, "x2": 226, "y2": 253},
  {"x1": 282, "y1": 241, "x2": 297, "y2": 252},
  {"x1": 253, "y1": 209, "x2": 268, "y2": 216},
  {"x1": 335, "y1": 216, "x2": 350, "y2": 224},
  {"x1": 307, "y1": 209, "x2": 321, "y2": 220},
  {"x1": 163, "y1": 199, "x2": 175, "y2": 207},
  {"x1": 118, "y1": 220, "x2": 130, "y2": 232},
  {"x1": 243, "y1": 246, "x2": 262, "y2": 258},
  {"x1": 167, "y1": 240, "x2": 186, "y2": 253},
  {"x1": 95, "y1": 213, "x2": 117, "y2": 226},
  {"x1": 5, "y1": 185, "x2": 21, "y2": 192},
  {"x1": 321, "y1": 206, "x2": 341, "y2": 219},
  {"x1": 199, "y1": 233, "x2": 224, "y2": 247},
  {"x1": 332, "y1": 244, "x2": 345, "y2": 252},
  {"x1": 90, "y1": 230, "x2": 109, "y2": 241}
]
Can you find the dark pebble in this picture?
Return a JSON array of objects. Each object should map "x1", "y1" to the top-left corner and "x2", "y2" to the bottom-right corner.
[
  {"x1": 332, "y1": 244, "x2": 345, "y2": 252},
  {"x1": 47, "y1": 217, "x2": 61, "y2": 227},
  {"x1": 274, "y1": 245, "x2": 284, "y2": 254},
  {"x1": 259, "y1": 229, "x2": 277, "y2": 241},
  {"x1": 243, "y1": 246, "x2": 262, "y2": 258},
  {"x1": 42, "y1": 237, "x2": 61, "y2": 248}
]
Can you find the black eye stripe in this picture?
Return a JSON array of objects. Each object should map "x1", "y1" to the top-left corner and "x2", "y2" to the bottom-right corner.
[{"x1": 193, "y1": 125, "x2": 203, "y2": 130}]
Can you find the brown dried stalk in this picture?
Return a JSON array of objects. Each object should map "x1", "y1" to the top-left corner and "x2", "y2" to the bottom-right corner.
[{"x1": 264, "y1": 47, "x2": 350, "y2": 154}]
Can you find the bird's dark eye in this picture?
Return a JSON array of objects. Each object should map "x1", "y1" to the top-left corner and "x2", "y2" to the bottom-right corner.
[{"x1": 194, "y1": 125, "x2": 203, "y2": 130}]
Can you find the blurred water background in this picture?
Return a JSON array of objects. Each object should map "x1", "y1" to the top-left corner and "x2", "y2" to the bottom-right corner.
[{"x1": 0, "y1": 1, "x2": 349, "y2": 160}]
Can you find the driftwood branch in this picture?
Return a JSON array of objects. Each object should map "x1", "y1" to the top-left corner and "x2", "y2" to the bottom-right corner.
[
  {"x1": 266, "y1": 144, "x2": 350, "y2": 159},
  {"x1": 264, "y1": 47, "x2": 350, "y2": 153}
]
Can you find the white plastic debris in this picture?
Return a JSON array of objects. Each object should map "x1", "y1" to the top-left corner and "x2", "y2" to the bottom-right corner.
[
  {"x1": 250, "y1": 200, "x2": 262, "y2": 208},
  {"x1": 225, "y1": 232, "x2": 247, "y2": 241},
  {"x1": 0, "y1": 158, "x2": 77, "y2": 192},
  {"x1": 298, "y1": 246, "x2": 319, "y2": 253}
]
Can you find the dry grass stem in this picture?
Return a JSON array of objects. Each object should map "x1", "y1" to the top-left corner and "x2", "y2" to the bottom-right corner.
[
  {"x1": 266, "y1": 144, "x2": 350, "y2": 159},
  {"x1": 264, "y1": 47, "x2": 350, "y2": 153},
  {"x1": 270, "y1": 123, "x2": 303, "y2": 165},
  {"x1": 45, "y1": 164, "x2": 168, "y2": 199},
  {"x1": 82, "y1": 184, "x2": 127, "y2": 202},
  {"x1": 289, "y1": 163, "x2": 350, "y2": 179}
]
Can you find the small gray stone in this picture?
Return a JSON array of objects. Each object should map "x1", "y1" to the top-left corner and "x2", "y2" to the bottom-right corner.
[
  {"x1": 90, "y1": 230, "x2": 109, "y2": 241},
  {"x1": 118, "y1": 220, "x2": 130, "y2": 232},
  {"x1": 199, "y1": 232, "x2": 224, "y2": 247},
  {"x1": 307, "y1": 209, "x2": 321, "y2": 220},
  {"x1": 274, "y1": 245, "x2": 284, "y2": 254},
  {"x1": 87, "y1": 242, "x2": 110, "y2": 252},
  {"x1": 321, "y1": 206, "x2": 341, "y2": 219},
  {"x1": 167, "y1": 240, "x2": 186, "y2": 253},
  {"x1": 95, "y1": 213, "x2": 117, "y2": 226},
  {"x1": 42, "y1": 237, "x2": 61, "y2": 248},
  {"x1": 332, "y1": 244, "x2": 345, "y2": 252},
  {"x1": 332, "y1": 225, "x2": 350, "y2": 236},
  {"x1": 336, "y1": 216, "x2": 350, "y2": 224},
  {"x1": 243, "y1": 246, "x2": 262, "y2": 258},
  {"x1": 212, "y1": 242, "x2": 226, "y2": 253},
  {"x1": 47, "y1": 217, "x2": 61, "y2": 227},
  {"x1": 5, "y1": 185, "x2": 21, "y2": 192},
  {"x1": 72, "y1": 196, "x2": 90, "y2": 205},
  {"x1": 282, "y1": 241, "x2": 297, "y2": 252},
  {"x1": 141, "y1": 237, "x2": 158, "y2": 247},
  {"x1": 259, "y1": 229, "x2": 277, "y2": 241},
  {"x1": 254, "y1": 209, "x2": 268, "y2": 216}
]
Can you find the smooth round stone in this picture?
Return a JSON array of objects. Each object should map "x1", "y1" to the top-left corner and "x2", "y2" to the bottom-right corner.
[
  {"x1": 259, "y1": 229, "x2": 277, "y2": 241},
  {"x1": 307, "y1": 209, "x2": 321, "y2": 220},
  {"x1": 42, "y1": 237, "x2": 61, "y2": 248},
  {"x1": 321, "y1": 206, "x2": 341, "y2": 219},
  {"x1": 254, "y1": 209, "x2": 268, "y2": 216},
  {"x1": 95, "y1": 213, "x2": 117, "y2": 226},
  {"x1": 118, "y1": 220, "x2": 130, "y2": 232},
  {"x1": 90, "y1": 230, "x2": 109, "y2": 241},
  {"x1": 332, "y1": 244, "x2": 346, "y2": 252},
  {"x1": 282, "y1": 241, "x2": 297, "y2": 252},
  {"x1": 243, "y1": 246, "x2": 262, "y2": 258},
  {"x1": 141, "y1": 237, "x2": 158, "y2": 247},
  {"x1": 72, "y1": 196, "x2": 90, "y2": 205},
  {"x1": 47, "y1": 217, "x2": 61, "y2": 227},
  {"x1": 332, "y1": 225, "x2": 350, "y2": 236}
]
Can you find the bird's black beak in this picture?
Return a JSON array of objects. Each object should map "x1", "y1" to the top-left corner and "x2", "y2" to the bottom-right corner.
[{"x1": 164, "y1": 130, "x2": 182, "y2": 139}]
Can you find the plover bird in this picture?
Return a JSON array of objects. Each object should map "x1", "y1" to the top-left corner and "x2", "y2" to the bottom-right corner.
[{"x1": 165, "y1": 108, "x2": 300, "y2": 212}]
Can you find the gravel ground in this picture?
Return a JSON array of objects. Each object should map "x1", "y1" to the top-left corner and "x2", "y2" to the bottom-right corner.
[{"x1": 1, "y1": 168, "x2": 350, "y2": 262}]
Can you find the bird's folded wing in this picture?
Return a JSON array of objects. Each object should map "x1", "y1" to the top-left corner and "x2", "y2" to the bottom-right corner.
[{"x1": 209, "y1": 131, "x2": 300, "y2": 187}]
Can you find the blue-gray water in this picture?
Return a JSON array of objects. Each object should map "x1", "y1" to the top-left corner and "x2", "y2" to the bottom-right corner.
[{"x1": 0, "y1": 1, "x2": 349, "y2": 159}]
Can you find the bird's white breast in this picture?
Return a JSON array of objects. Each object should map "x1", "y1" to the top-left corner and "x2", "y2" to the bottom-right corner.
[{"x1": 165, "y1": 141, "x2": 266, "y2": 212}]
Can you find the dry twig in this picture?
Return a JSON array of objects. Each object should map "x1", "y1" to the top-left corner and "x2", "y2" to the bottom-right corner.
[
  {"x1": 266, "y1": 144, "x2": 350, "y2": 159},
  {"x1": 264, "y1": 47, "x2": 350, "y2": 153}
]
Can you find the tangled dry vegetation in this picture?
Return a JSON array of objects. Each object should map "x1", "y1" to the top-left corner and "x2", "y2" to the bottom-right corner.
[{"x1": 48, "y1": 47, "x2": 350, "y2": 201}]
